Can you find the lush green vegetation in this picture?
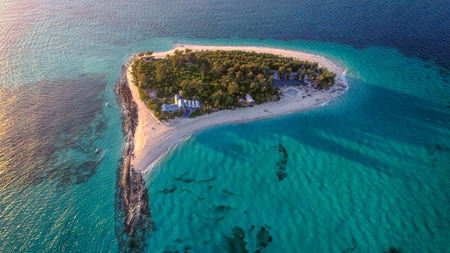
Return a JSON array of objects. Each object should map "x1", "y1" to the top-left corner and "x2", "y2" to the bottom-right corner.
[{"x1": 131, "y1": 49, "x2": 335, "y2": 119}]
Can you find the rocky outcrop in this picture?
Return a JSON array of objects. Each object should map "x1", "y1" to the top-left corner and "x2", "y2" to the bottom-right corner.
[{"x1": 115, "y1": 56, "x2": 154, "y2": 252}]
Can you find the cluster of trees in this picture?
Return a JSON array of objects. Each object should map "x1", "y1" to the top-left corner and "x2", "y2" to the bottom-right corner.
[
  {"x1": 316, "y1": 70, "x2": 336, "y2": 88},
  {"x1": 131, "y1": 49, "x2": 335, "y2": 118}
]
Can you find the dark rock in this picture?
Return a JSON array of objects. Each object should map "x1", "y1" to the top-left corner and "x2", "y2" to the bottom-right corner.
[
  {"x1": 182, "y1": 178, "x2": 195, "y2": 183},
  {"x1": 223, "y1": 189, "x2": 241, "y2": 196},
  {"x1": 174, "y1": 172, "x2": 195, "y2": 183},
  {"x1": 174, "y1": 172, "x2": 188, "y2": 181},
  {"x1": 197, "y1": 176, "x2": 216, "y2": 183},
  {"x1": 384, "y1": 247, "x2": 401, "y2": 253},
  {"x1": 278, "y1": 144, "x2": 288, "y2": 158},
  {"x1": 224, "y1": 227, "x2": 248, "y2": 253},
  {"x1": 184, "y1": 245, "x2": 192, "y2": 253},
  {"x1": 256, "y1": 226, "x2": 273, "y2": 250},
  {"x1": 214, "y1": 205, "x2": 232, "y2": 212},
  {"x1": 341, "y1": 237, "x2": 357, "y2": 253},
  {"x1": 275, "y1": 144, "x2": 288, "y2": 181},
  {"x1": 277, "y1": 171, "x2": 287, "y2": 181},
  {"x1": 159, "y1": 185, "x2": 177, "y2": 194}
]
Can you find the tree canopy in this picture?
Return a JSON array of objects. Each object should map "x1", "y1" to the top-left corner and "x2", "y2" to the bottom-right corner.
[{"x1": 131, "y1": 49, "x2": 335, "y2": 119}]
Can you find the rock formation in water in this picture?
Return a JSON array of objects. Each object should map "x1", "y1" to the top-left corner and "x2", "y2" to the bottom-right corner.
[
  {"x1": 224, "y1": 227, "x2": 248, "y2": 253},
  {"x1": 276, "y1": 144, "x2": 288, "y2": 181}
]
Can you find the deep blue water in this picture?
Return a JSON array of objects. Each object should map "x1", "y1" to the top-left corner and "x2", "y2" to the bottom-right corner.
[{"x1": 0, "y1": 0, "x2": 448, "y2": 252}]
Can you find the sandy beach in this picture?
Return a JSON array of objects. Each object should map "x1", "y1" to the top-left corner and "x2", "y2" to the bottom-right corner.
[{"x1": 127, "y1": 45, "x2": 348, "y2": 173}]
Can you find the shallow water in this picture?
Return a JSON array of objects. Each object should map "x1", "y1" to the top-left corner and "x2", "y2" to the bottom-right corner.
[
  {"x1": 0, "y1": 0, "x2": 449, "y2": 252},
  {"x1": 147, "y1": 43, "x2": 449, "y2": 252}
]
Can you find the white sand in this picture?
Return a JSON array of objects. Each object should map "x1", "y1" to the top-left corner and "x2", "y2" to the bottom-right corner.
[{"x1": 127, "y1": 45, "x2": 348, "y2": 173}]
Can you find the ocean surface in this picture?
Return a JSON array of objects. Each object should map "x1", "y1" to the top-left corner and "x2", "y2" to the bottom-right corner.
[{"x1": 0, "y1": 0, "x2": 449, "y2": 252}]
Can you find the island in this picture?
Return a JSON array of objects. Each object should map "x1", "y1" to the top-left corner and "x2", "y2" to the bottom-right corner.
[
  {"x1": 131, "y1": 48, "x2": 337, "y2": 120},
  {"x1": 114, "y1": 45, "x2": 347, "y2": 240},
  {"x1": 126, "y1": 45, "x2": 347, "y2": 173}
]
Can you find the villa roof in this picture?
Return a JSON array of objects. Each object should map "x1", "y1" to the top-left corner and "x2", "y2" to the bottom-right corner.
[
  {"x1": 174, "y1": 94, "x2": 201, "y2": 109},
  {"x1": 242, "y1": 94, "x2": 255, "y2": 104},
  {"x1": 161, "y1": 104, "x2": 179, "y2": 112}
]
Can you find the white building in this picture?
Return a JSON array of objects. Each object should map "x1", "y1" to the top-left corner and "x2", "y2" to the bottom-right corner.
[{"x1": 174, "y1": 95, "x2": 201, "y2": 109}]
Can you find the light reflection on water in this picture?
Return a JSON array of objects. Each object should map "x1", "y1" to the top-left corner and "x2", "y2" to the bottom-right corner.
[{"x1": 0, "y1": 77, "x2": 106, "y2": 189}]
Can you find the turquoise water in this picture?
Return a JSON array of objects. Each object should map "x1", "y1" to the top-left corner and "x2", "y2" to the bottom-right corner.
[
  {"x1": 146, "y1": 41, "x2": 449, "y2": 252},
  {"x1": 0, "y1": 0, "x2": 449, "y2": 252}
]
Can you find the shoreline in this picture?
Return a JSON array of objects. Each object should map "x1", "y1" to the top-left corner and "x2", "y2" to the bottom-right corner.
[
  {"x1": 126, "y1": 45, "x2": 348, "y2": 174},
  {"x1": 115, "y1": 56, "x2": 154, "y2": 248}
]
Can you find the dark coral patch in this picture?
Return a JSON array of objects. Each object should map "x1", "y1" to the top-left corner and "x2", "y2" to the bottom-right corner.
[
  {"x1": 159, "y1": 185, "x2": 177, "y2": 194},
  {"x1": 256, "y1": 226, "x2": 273, "y2": 251},
  {"x1": 174, "y1": 172, "x2": 195, "y2": 183},
  {"x1": 275, "y1": 144, "x2": 288, "y2": 181},
  {"x1": 224, "y1": 227, "x2": 248, "y2": 253},
  {"x1": 197, "y1": 176, "x2": 216, "y2": 183},
  {"x1": 341, "y1": 236, "x2": 357, "y2": 253},
  {"x1": 276, "y1": 171, "x2": 287, "y2": 181}
]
